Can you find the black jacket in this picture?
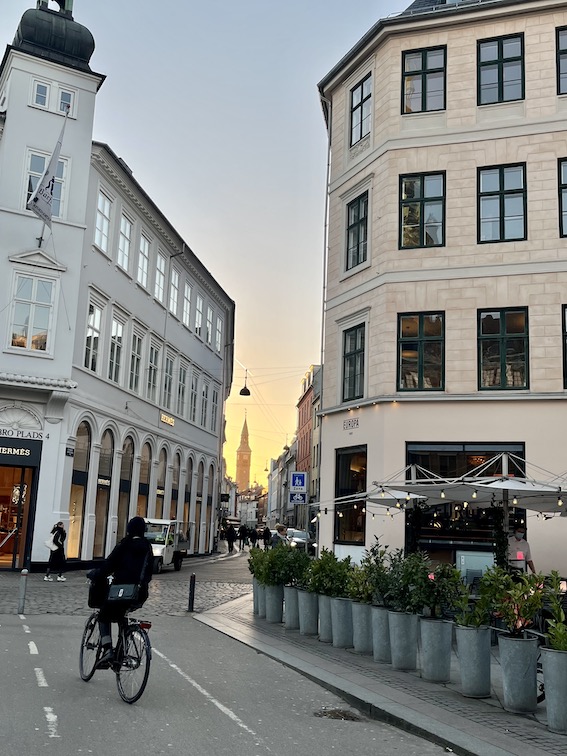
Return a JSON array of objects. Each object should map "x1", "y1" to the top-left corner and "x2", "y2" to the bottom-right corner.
[{"x1": 90, "y1": 536, "x2": 153, "y2": 604}]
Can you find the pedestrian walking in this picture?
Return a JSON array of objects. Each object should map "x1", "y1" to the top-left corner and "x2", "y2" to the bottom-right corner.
[
  {"x1": 262, "y1": 525, "x2": 272, "y2": 550},
  {"x1": 225, "y1": 524, "x2": 237, "y2": 553},
  {"x1": 238, "y1": 523, "x2": 248, "y2": 551},
  {"x1": 45, "y1": 521, "x2": 67, "y2": 581},
  {"x1": 249, "y1": 528, "x2": 258, "y2": 548},
  {"x1": 271, "y1": 523, "x2": 289, "y2": 548}
]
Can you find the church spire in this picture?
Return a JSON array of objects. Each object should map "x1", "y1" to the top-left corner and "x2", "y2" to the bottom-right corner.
[{"x1": 235, "y1": 414, "x2": 251, "y2": 491}]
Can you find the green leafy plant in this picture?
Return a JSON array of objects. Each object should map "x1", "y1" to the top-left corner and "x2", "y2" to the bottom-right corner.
[
  {"x1": 544, "y1": 570, "x2": 567, "y2": 651},
  {"x1": 493, "y1": 569, "x2": 545, "y2": 637},
  {"x1": 423, "y1": 563, "x2": 466, "y2": 619},
  {"x1": 362, "y1": 537, "x2": 392, "y2": 607},
  {"x1": 347, "y1": 563, "x2": 374, "y2": 603},
  {"x1": 308, "y1": 548, "x2": 352, "y2": 598},
  {"x1": 283, "y1": 547, "x2": 311, "y2": 588},
  {"x1": 248, "y1": 547, "x2": 267, "y2": 580},
  {"x1": 387, "y1": 550, "x2": 431, "y2": 614},
  {"x1": 454, "y1": 566, "x2": 504, "y2": 627}
]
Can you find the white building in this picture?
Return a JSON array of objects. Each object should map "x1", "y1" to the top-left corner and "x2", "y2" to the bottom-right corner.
[
  {"x1": 317, "y1": 0, "x2": 567, "y2": 573},
  {"x1": 0, "y1": 1, "x2": 234, "y2": 570}
]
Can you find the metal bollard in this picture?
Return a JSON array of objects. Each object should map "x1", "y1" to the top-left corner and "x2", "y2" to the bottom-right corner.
[
  {"x1": 187, "y1": 573, "x2": 196, "y2": 612},
  {"x1": 18, "y1": 569, "x2": 28, "y2": 614}
]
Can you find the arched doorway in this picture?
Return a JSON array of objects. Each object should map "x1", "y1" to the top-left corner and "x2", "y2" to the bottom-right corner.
[
  {"x1": 155, "y1": 448, "x2": 167, "y2": 519},
  {"x1": 137, "y1": 443, "x2": 151, "y2": 517},
  {"x1": 205, "y1": 463, "x2": 215, "y2": 552},
  {"x1": 93, "y1": 429, "x2": 114, "y2": 558},
  {"x1": 194, "y1": 462, "x2": 204, "y2": 552},
  {"x1": 170, "y1": 453, "x2": 180, "y2": 520},
  {"x1": 184, "y1": 458, "x2": 193, "y2": 541},
  {"x1": 117, "y1": 436, "x2": 134, "y2": 540},
  {"x1": 68, "y1": 421, "x2": 91, "y2": 559}
]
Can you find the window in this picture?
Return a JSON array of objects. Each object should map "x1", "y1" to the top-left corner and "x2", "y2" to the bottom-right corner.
[
  {"x1": 400, "y1": 173, "x2": 445, "y2": 248},
  {"x1": 334, "y1": 446, "x2": 367, "y2": 544},
  {"x1": 10, "y1": 275, "x2": 54, "y2": 352},
  {"x1": 206, "y1": 306, "x2": 213, "y2": 345},
  {"x1": 33, "y1": 81, "x2": 49, "y2": 108},
  {"x1": 559, "y1": 159, "x2": 567, "y2": 237},
  {"x1": 163, "y1": 354, "x2": 174, "y2": 409},
  {"x1": 342, "y1": 324, "x2": 365, "y2": 402},
  {"x1": 95, "y1": 190, "x2": 112, "y2": 253},
  {"x1": 183, "y1": 283, "x2": 192, "y2": 327},
  {"x1": 350, "y1": 74, "x2": 371, "y2": 146},
  {"x1": 478, "y1": 308, "x2": 528, "y2": 389},
  {"x1": 169, "y1": 268, "x2": 179, "y2": 315},
  {"x1": 201, "y1": 383, "x2": 209, "y2": 426},
  {"x1": 137, "y1": 235, "x2": 150, "y2": 287},
  {"x1": 478, "y1": 34, "x2": 524, "y2": 105},
  {"x1": 26, "y1": 152, "x2": 65, "y2": 219},
  {"x1": 195, "y1": 295, "x2": 203, "y2": 337},
  {"x1": 59, "y1": 90, "x2": 73, "y2": 114},
  {"x1": 215, "y1": 319, "x2": 223, "y2": 352},
  {"x1": 155, "y1": 252, "x2": 166, "y2": 302},
  {"x1": 108, "y1": 318, "x2": 123, "y2": 383},
  {"x1": 402, "y1": 47, "x2": 445, "y2": 113},
  {"x1": 346, "y1": 192, "x2": 368, "y2": 270},
  {"x1": 118, "y1": 214, "x2": 132, "y2": 271},
  {"x1": 177, "y1": 363, "x2": 188, "y2": 416},
  {"x1": 211, "y1": 387, "x2": 219, "y2": 432},
  {"x1": 129, "y1": 333, "x2": 142, "y2": 393},
  {"x1": 190, "y1": 371, "x2": 199, "y2": 423},
  {"x1": 478, "y1": 164, "x2": 526, "y2": 242},
  {"x1": 563, "y1": 307, "x2": 567, "y2": 389},
  {"x1": 558, "y1": 28, "x2": 567, "y2": 95},
  {"x1": 146, "y1": 343, "x2": 160, "y2": 402},
  {"x1": 398, "y1": 312, "x2": 444, "y2": 390},
  {"x1": 84, "y1": 302, "x2": 102, "y2": 372}
]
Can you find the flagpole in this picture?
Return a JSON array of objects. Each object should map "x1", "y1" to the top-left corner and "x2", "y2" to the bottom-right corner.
[{"x1": 37, "y1": 222, "x2": 47, "y2": 249}]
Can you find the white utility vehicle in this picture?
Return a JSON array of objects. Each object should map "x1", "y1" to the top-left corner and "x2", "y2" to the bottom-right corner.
[{"x1": 144, "y1": 519, "x2": 190, "y2": 573}]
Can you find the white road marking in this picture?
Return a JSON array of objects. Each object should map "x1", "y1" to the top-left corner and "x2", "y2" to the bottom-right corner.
[
  {"x1": 154, "y1": 649, "x2": 263, "y2": 740},
  {"x1": 29, "y1": 641, "x2": 38, "y2": 655},
  {"x1": 43, "y1": 707, "x2": 60, "y2": 738},
  {"x1": 19, "y1": 614, "x2": 26, "y2": 620},
  {"x1": 22, "y1": 624, "x2": 31, "y2": 633},
  {"x1": 34, "y1": 668, "x2": 48, "y2": 687}
]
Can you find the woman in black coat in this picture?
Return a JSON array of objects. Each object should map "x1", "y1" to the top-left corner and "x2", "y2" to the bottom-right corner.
[
  {"x1": 87, "y1": 516, "x2": 153, "y2": 665},
  {"x1": 45, "y1": 521, "x2": 66, "y2": 581}
]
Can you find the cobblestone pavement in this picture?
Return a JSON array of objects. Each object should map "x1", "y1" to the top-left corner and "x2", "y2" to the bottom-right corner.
[{"x1": 0, "y1": 547, "x2": 252, "y2": 617}]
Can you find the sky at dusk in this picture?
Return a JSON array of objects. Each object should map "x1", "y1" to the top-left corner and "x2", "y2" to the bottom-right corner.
[{"x1": 1, "y1": 0, "x2": 410, "y2": 484}]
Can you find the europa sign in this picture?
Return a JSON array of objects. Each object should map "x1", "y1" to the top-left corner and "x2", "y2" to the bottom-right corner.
[
  {"x1": 160, "y1": 413, "x2": 175, "y2": 427},
  {"x1": 343, "y1": 418, "x2": 359, "y2": 430}
]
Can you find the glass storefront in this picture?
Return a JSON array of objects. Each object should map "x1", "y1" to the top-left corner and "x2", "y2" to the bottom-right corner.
[{"x1": 68, "y1": 422, "x2": 91, "y2": 559}]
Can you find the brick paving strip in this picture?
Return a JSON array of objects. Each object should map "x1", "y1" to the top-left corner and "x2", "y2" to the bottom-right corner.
[{"x1": 196, "y1": 594, "x2": 567, "y2": 756}]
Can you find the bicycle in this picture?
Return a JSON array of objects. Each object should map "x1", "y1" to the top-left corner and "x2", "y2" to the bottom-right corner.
[{"x1": 80, "y1": 609, "x2": 152, "y2": 703}]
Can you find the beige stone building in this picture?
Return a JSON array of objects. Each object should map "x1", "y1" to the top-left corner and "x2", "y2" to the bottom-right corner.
[{"x1": 317, "y1": 0, "x2": 567, "y2": 573}]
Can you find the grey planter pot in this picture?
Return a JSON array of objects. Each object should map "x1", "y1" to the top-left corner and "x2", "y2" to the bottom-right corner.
[
  {"x1": 257, "y1": 583, "x2": 266, "y2": 618},
  {"x1": 456, "y1": 625, "x2": 491, "y2": 698},
  {"x1": 420, "y1": 618, "x2": 453, "y2": 683},
  {"x1": 498, "y1": 634, "x2": 538, "y2": 713},
  {"x1": 331, "y1": 597, "x2": 354, "y2": 649},
  {"x1": 297, "y1": 589, "x2": 318, "y2": 636},
  {"x1": 318, "y1": 594, "x2": 333, "y2": 643},
  {"x1": 371, "y1": 605, "x2": 391, "y2": 663},
  {"x1": 388, "y1": 611, "x2": 418, "y2": 670},
  {"x1": 284, "y1": 585, "x2": 299, "y2": 630},
  {"x1": 265, "y1": 584, "x2": 284, "y2": 623},
  {"x1": 252, "y1": 577, "x2": 259, "y2": 615},
  {"x1": 541, "y1": 647, "x2": 567, "y2": 733},
  {"x1": 352, "y1": 602, "x2": 373, "y2": 654}
]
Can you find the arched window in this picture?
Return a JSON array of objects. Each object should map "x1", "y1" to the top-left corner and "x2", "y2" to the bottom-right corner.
[
  {"x1": 137, "y1": 443, "x2": 152, "y2": 517},
  {"x1": 68, "y1": 421, "x2": 91, "y2": 559},
  {"x1": 205, "y1": 463, "x2": 215, "y2": 552},
  {"x1": 94, "y1": 429, "x2": 114, "y2": 558},
  {"x1": 184, "y1": 458, "x2": 193, "y2": 541},
  {"x1": 194, "y1": 462, "x2": 204, "y2": 552},
  {"x1": 170, "y1": 453, "x2": 181, "y2": 520},
  {"x1": 155, "y1": 448, "x2": 167, "y2": 519},
  {"x1": 117, "y1": 436, "x2": 134, "y2": 539}
]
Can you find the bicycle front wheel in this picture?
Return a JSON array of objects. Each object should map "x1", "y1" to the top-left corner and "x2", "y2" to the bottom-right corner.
[
  {"x1": 115, "y1": 626, "x2": 151, "y2": 703},
  {"x1": 80, "y1": 612, "x2": 101, "y2": 681}
]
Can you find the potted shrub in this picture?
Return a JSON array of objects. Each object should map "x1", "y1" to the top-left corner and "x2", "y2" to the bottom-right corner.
[
  {"x1": 347, "y1": 561, "x2": 374, "y2": 654},
  {"x1": 262, "y1": 544, "x2": 292, "y2": 623},
  {"x1": 248, "y1": 547, "x2": 267, "y2": 616},
  {"x1": 387, "y1": 550, "x2": 430, "y2": 671},
  {"x1": 541, "y1": 571, "x2": 567, "y2": 733},
  {"x1": 366, "y1": 538, "x2": 394, "y2": 663},
  {"x1": 282, "y1": 547, "x2": 310, "y2": 630},
  {"x1": 309, "y1": 549, "x2": 352, "y2": 645},
  {"x1": 493, "y1": 569, "x2": 544, "y2": 713},
  {"x1": 296, "y1": 559, "x2": 319, "y2": 636},
  {"x1": 419, "y1": 562, "x2": 465, "y2": 683},
  {"x1": 249, "y1": 547, "x2": 268, "y2": 618},
  {"x1": 454, "y1": 567, "x2": 499, "y2": 698}
]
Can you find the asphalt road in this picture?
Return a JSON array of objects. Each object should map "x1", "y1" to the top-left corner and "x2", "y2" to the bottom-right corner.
[{"x1": 1, "y1": 612, "x2": 445, "y2": 756}]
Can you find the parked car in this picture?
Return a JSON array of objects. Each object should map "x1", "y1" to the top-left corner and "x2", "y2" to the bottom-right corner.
[{"x1": 286, "y1": 528, "x2": 315, "y2": 555}]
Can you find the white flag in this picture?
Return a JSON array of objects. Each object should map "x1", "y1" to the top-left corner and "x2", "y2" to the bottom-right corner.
[{"x1": 26, "y1": 108, "x2": 69, "y2": 228}]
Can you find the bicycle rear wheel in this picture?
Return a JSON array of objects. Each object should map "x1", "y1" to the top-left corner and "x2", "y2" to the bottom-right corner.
[
  {"x1": 80, "y1": 612, "x2": 101, "y2": 681},
  {"x1": 115, "y1": 625, "x2": 151, "y2": 703}
]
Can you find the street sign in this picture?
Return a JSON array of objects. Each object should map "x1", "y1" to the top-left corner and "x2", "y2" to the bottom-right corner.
[
  {"x1": 290, "y1": 472, "x2": 307, "y2": 492},
  {"x1": 290, "y1": 492, "x2": 307, "y2": 504}
]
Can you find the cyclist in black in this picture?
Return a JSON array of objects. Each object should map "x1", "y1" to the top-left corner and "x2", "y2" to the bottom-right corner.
[{"x1": 87, "y1": 516, "x2": 153, "y2": 665}]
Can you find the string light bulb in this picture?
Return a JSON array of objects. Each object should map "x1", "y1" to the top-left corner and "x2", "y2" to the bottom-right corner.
[
  {"x1": 440, "y1": 490, "x2": 445, "y2": 499},
  {"x1": 396, "y1": 500, "x2": 401, "y2": 508},
  {"x1": 338, "y1": 511, "x2": 344, "y2": 518},
  {"x1": 405, "y1": 493, "x2": 411, "y2": 501},
  {"x1": 361, "y1": 507, "x2": 366, "y2": 514},
  {"x1": 558, "y1": 497, "x2": 564, "y2": 507},
  {"x1": 463, "y1": 501, "x2": 468, "y2": 509},
  {"x1": 380, "y1": 488, "x2": 385, "y2": 498},
  {"x1": 512, "y1": 497, "x2": 518, "y2": 505},
  {"x1": 472, "y1": 490, "x2": 477, "y2": 499}
]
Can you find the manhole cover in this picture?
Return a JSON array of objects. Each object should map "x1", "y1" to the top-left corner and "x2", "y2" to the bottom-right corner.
[{"x1": 314, "y1": 708, "x2": 363, "y2": 721}]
